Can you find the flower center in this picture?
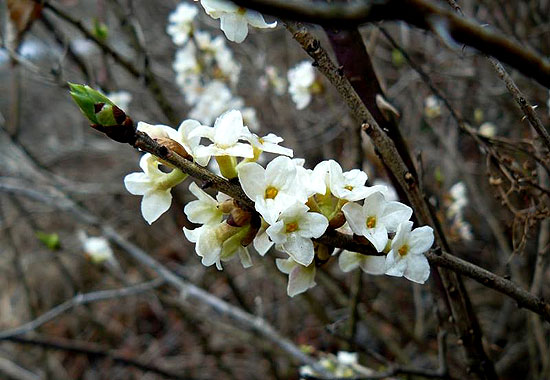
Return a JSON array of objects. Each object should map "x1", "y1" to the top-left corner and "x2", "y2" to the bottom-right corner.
[
  {"x1": 398, "y1": 244, "x2": 409, "y2": 257},
  {"x1": 344, "y1": 185, "x2": 354, "y2": 191},
  {"x1": 366, "y1": 216, "x2": 377, "y2": 229},
  {"x1": 237, "y1": 7, "x2": 247, "y2": 15},
  {"x1": 265, "y1": 186, "x2": 279, "y2": 199},
  {"x1": 285, "y1": 222, "x2": 299, "y2": 233}
]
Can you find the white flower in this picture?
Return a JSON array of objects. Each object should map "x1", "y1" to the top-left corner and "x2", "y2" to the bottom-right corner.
[
  {"x1": 238, "y1": 156, "x2": 305, "y2": 224},
  {"x1": 185, "y1": 222, "x2": 253, "y2": 270},
  {"x1": 478, "y1": 122, "x2": 496, "y2": 138},
  {"x1": 385, "y1": 221, "x2": 434, "y2": 284},
  {"x1": 276, "y1": 257, "x2": 316, "y2": 297},
  {"x1": 184, "y1": 182, "x2": 224, "y2": 225},
  {"x1": 338, "y1": 250, "x2": 386, "y2": 275},
  {"x1": 264, "y1": 65, "x2": 286, "y2": 95},
  {"x1": 288, "y1": 61, "x2": 315, "y2": 109},
  {"x1": 244, "y1": 132, "x2": 293, "y2": 157},
  {"x1": 167, "y1": 2, "x2": 198, "y2": 45},
  {"x1": 266, "y1": 202, "x2": 328, "y2": 266},
  {"x1": 188, "y1": 81, "x2": 243, "y2": 125},
  {"x1": 78, "y1": 232, "x2": 114, "y2": 264},
  {"x1": 424, "y1": 95, "x2": 441, "y2": 118},
  {"x1": 191, "y1": 109, "x2": 253, "y2": 158},
  {"x1": 337, "y1": 352, "x2": 358, "y2": 366},
  {"x1": 105, "y1": 91, "x2": 132, "y2": 112},
  {"x1": 124, "y1": 154, "x2": 187, "y2": 224},
  {"x1": 326, "y1": 160, "x2": 386, "y2": 202},
  {"x1": 448, "y1": 181, "x2": 468, "y2": 217},
  {"x1": 173, "y1": 42, "x2": 199, "y2": 76},
  {"x1": 200, "y1": 0, "x2": 276, "y2": 43},
  {"x1": 342, "y1": 192, "x2": 412, "y2": 252}
]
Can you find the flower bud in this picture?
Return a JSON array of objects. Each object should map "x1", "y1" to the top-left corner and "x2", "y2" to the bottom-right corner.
[
  {"x1": 328, "y1": 211, "x2": 346, "y2": 229},
  {"x1": 69, "y1": 83, "x2": 114, "y2": 125},
  {"x1": 314, "y1": 242, "x2": 333, "y2": 265},
  {"x1": 155, "y1": 137, "x2": 192, "y2": 160},
  {"x1": 227, "y1": 207, "x2": 252, "y2": 227}
]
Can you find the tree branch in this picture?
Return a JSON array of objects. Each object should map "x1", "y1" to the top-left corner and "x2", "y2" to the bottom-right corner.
[{"x1": 231, "y1": 0, "x2": 550, "y2": 89}]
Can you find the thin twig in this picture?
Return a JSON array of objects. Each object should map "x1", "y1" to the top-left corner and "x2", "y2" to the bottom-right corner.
[
  {"x1": 0, "y1": 279, "x2": 164, "y2": 340},
  {"x1": 3, "y1": 334, "x2": 190, "y2": 380},
  {"x1": 231, "y1": 0, "x2": 550, "y2": 89},
  {"x1": 36, "y1": 0, "x2": 179, "y2": 125}
]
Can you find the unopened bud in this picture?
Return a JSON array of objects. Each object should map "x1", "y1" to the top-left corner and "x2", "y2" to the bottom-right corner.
[
  {"x1": 328, "y1": 211, "x2": 346, "y2": 229},
  {"x1": 156, "y1": 137, "x2": 192, "y2": 160},
  {"x1": 219, "y1": 199, "x2": 236, "y2": 214},
  {"x1": 314, "y1": 243, "x2": 333, "y2": 265},
  {"x1": 227, "y1": 207, "x2": 252, "y2": 227},
  {"x1": 95, "y1": 103, "x2": 117, "y2": 126},
  {"x1": 69, "y1": 83, "x2": 114, "y2": 125}
]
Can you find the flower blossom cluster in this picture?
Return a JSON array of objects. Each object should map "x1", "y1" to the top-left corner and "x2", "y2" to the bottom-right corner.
[
  {"x1": 445, "y1": 182, "x2": 473, "y2": 241},
  {"x1": 167, "y1": 2, "x2": 260, "y2": 128},
  {"x1": 123, "y1": 107, "x2": 435, "y2": 297}
]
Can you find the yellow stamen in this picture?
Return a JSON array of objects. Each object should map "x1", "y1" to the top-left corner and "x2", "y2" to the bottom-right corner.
[
  {"x1": 366, "y1": 216, "x2": 376, "y2": 229},
  {"x1": 285, "y1": 222, "x2": 299, "y2": 233},
  {"x1": 265, "y1": 186, "x2": 279, "y2": 199},
  {"x1": 237, "y1": 7, "x2": 247, "y2": 15},
  {"x1": 344, "y1": 185, "x2": 354, "y2": 191},
  {"x1": 398, "y1": 244, "x2": 409, "y2": 257}
]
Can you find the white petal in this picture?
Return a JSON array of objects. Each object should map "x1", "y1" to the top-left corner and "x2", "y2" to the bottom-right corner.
[
  {"x1": 366, "y1": 225, "x2": 388, "y2": 252},
  {"x1": 298, "y1": 212, "x2": 329, "y2": 238},
  {"x1": 266, "y1": 221, "x2": 287, "y2": 244},
  {"x1": 124, "y1": 173, "x2": 151, "y2": 195},
  {"x1": 342, "y1": 202, "x2": 367, "y2": 237},
  {"x1": 276, "y1": 258, "x2": 295, "y2": 274},
  {"x1": 245, "y1": 10, "x2": 277, "y2": 28},
  {"x1": 380, "y1": 201, "x2": 413, "y2": 232},
  {"x1": 220, "y1": 13, "x2": 248, "y2": 43},
  {"x1": 238, "y1": 247, "x2": 253, "y2": 268},
  {"x1": 183, "y1": 226, "x2": 203, "y2": 243},
  {"x1": 220, "y1": 143, "x2": 254, "y2": 158},
  {"x1": 265, "y1": 156, "x2": 296, "y2": 190},
  {"x1": 409, "y1": 226, "x2": 435, "y2": 254},
  {"x1": 201, "y1": 0, "x2": 238, "y2": 16},
  {"x1": 283, "y1": 234, "x2": 314, "y2": 266},
  {"x1": 253, "y1": 229, "x2": 273, "y2": 256},
  {"x1": 404, "y1": 254, "x2": 430, "y2": 284},
  {"x1": 141, "y1": 190, "x2": 172, "y2": 224},
  {"x1": 287, "y1": 264, "x2": 316, "y2": 297},
  {"x1": 359, "y1": 255, "x2": 386, "y2": 275},
  {"x1": 385, "y1": 251, "x2": 407, "y2": 277},
  {"x1": 338, "y1": 250, "x2": 362, "y2": 272}
]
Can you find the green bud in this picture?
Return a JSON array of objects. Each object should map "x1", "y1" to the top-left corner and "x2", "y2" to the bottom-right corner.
[
  {"x1": 36, "y1": 231, "x2": 61, "y2": 251},
  {"x1": 95, "y1": 103, "x2": 117, "y2": 126},
  {"x1": 69, "y1": 83, "x2": 113, "y2": 124},
  {"x1": 392, "y1": 48, "x2": 405, "y2": 68},
  {"x1": 93, "y1": 19, "x2": 109, "y2": 41}
]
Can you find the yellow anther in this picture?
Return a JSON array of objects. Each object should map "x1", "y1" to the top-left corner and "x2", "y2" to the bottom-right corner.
[
  {"x1": 265, "y1": 186, "x2": 279, "y2": 199},
  {"x1": 237, "y1": 7, "x2": 247, "y2": 15},
  {"x1": 344, "y1": 185, "x2": 354, "y2": 191},
  {"x1": 285, "y1": 222, "x2": 299, "y2": 233},
  {"x1": 366, "y1": 216, "x2": 377, "y2": 229},
  {"x1": 398, "y1": 244, "x2": 409, "y2": 257}
]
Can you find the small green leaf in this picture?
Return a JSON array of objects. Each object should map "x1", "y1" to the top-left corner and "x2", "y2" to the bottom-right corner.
[
  {"x1": 391, "y1": 49, "x2": 405, "y2": 68},
  {"x1": 36, "y1": 231, "x2": 61, "y2": 251},
  {"x1": 93, "y1": 19, "x2": 109, "y2": 41}
]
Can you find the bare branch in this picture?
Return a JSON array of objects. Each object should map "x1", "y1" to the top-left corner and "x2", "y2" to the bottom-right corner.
[{"x1": 231, "y1": 0, "x2": 550, "y2": 89}]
